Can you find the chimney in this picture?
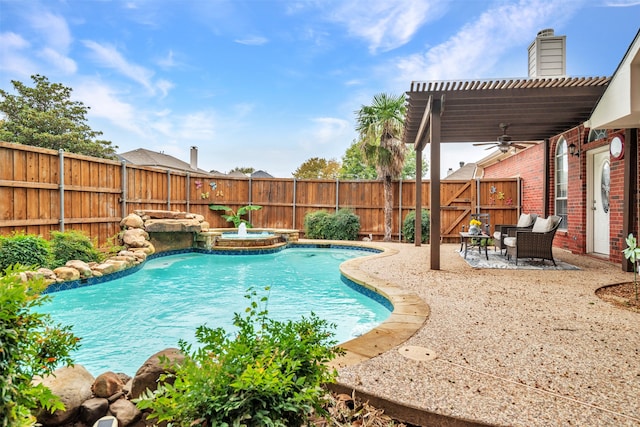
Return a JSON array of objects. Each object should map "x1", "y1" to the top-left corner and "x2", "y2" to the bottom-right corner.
[
  {"x1": 190, "y1": 146, "x2": 198, "y2": 170},
  {"x1": 447, "y1": 168, "x2": 453, "y2": 176},
  {"x1": 528, "y1": 28, "x2": 566, "y2": 78}
]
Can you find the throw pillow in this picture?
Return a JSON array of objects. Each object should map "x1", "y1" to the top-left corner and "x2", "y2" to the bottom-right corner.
[
  {"x1": 516, "y1": 213, "x2": 532, "y2": 227},
  {"x1": 532, "y1": 217, "x2": 549, "y2": 233}
]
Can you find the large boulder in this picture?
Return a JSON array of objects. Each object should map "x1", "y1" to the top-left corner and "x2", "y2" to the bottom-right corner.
[
  {"x1": 130, "y1": 348, "x2": 185, "y2": 399},
  {"x1": 34, "y1": 365, "x2": 94, "y2": 426},
  {"x1": 109, "y1": 399, "x2": 141, "y2": 426},
  {"x1": 144, "y1": 219, "x2": 202, "y2": 233},
  {"x1": 122, "y1": 228, "x2": 149, "y2": 248},
  {"x1": 79, "y1": 398, "x2": 109, "y2": 426},
  {"x1": 66, "y1": 260, "x2": 93, "y2": 278},
  {"x1": 92, "y1": 262, "x2": 118, "y2": 276},
  {"x1": 53, "y1": 266, "x2": 80, "y2": 281},
  {"x1": 120, "y1": 213, "x2": 144, "y2": 229},
  {"x1": 92, "y1": 371, "x2": 125, "y2": 398}
]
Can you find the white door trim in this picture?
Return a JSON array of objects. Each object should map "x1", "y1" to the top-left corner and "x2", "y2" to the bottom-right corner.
[{"x1": 586, "y1": 145, "x2": 610, "y2": 254}]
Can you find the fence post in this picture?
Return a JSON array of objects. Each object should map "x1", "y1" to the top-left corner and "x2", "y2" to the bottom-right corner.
[
  {"x1": 186, "y1": 173, "x2": 190, "y2": 212},
  {"x1": 248, "y1": 177, "x2": 253, "y2": 224},
  {"x1": 398, "y1": 179, "x2": 402, "y2": 241},
  {"x1": 166, "y1": 170, "x2": 171, "y2": 210},
  {"x1": 121, "y1": 160, "x2": 127, "y2": 218},
  {"x1": 58, "y1": 149, "x2": 65, "y2": 232},
  {"x1": 335, "y1": 178, "x2": 339, "y2": 213},
  {"x1": 293, "y1": 178, "x2": 297, "y2": 230}
]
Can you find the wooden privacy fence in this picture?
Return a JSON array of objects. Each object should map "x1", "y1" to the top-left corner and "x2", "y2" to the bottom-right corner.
[{"x1": 0, "y1": 142, "x2": 521, "y2": 245}]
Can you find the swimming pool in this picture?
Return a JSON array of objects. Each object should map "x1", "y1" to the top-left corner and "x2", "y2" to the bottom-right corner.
[{"x1": 40, "y1": 246, "x2": 391, "y2": 376}]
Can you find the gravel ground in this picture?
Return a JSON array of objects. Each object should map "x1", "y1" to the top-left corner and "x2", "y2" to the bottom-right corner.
[{"x1": 336, "y1": 242, "x2": 640, "y2": 427}]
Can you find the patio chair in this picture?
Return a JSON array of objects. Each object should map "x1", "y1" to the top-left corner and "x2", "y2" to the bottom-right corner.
[
  {"x1": 493, "y1": 213, "x2": 538, "y2": 255},
  {"x1": 504, "y1": 215, "x2": 562, "y2": 266}
]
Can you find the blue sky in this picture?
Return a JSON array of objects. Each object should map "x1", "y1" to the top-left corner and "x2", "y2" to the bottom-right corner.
[{"x1": 1, "y1": 1, "x2": 639, "y2": 178}]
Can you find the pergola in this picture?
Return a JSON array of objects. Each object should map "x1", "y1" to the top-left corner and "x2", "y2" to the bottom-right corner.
[{"x1": 403, "y1": 76, "x2": 610, "y2": 270}]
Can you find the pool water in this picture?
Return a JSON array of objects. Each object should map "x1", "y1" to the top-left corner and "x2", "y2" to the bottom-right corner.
[{"x1": 40, "y1": 247, "x2": 391, "y2": 376}]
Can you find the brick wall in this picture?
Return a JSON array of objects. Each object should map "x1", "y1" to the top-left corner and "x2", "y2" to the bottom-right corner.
[{"x1": 483, "y1": 124, "x2": 639, "y2": 266}]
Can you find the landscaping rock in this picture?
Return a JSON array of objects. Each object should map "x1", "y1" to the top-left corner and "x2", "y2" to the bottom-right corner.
[
  {"x1": 53, "y1": 266, "x2": 81, "y2": 281},
  {"x1": 109, "y1": 398, "x2": 141, "y2": 426},
  {"x1": 92, "y1": 262, "x2": 118, "y2": 275},
  {"x1": 122, "y1": 229, "x2": 149, "y2": 248},
  {"x1": 120, "y1": 213, "x2": 144, "y2": 229},
  {"x1": 34, "y1": 365, "x2": 94, "y2": 426},
  {"x1": 37, "y1": 267, "x2": 57, "y2": 279},
  {"x1": 130, "y1": 348, "x2": 185, "y2": 399},
  {"x1": 79, "y1": 398, "x2": 109, "y2": 426},
  {"x1": 144, "y1": 219, "x2": 202, "y2": 233},
  {"x1": 92, "y1": 372, "x2": 125, "y2": 398},
  {"x1": 66, "y1": 260, "x2": 93, "y2": 278}
]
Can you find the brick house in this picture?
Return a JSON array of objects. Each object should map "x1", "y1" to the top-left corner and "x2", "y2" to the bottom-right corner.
[
  {"x1": 404, "y1": 29, "x2": 639, "y2": 271},
  {"x1": 477, "y1": 30, "x2": 639, "y2": 270}
]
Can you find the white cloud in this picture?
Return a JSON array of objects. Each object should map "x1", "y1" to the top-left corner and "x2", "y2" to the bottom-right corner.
[
  {"x1": 73, "y1": 79, "x2": 145, "y2": 136},
  {"x1": 39, "y1": 47, "x2": 77, "y2": 74},
  {"x1": 0, "y1": 32, "x2": 37, "y2": 77},
  {"x1": 82, "y1": 40, "x2": 156, "y2": 93},
  {"x1": 328, "y1": 0, "x2": 441, "y2": 53},
  {"x1": 234, "y1": 36, "x2": 269, "y2": 46},
  {"x1": 395, "y1": 0, "x2": 578, "y2": 82},
  {"x1": 28, "y1": 11, "x2": 72, "y2": 52}
]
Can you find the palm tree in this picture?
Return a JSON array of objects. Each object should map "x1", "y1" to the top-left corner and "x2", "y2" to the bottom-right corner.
[{"x1": 355, "y1": 93, "x2": 406, "y2": 241}]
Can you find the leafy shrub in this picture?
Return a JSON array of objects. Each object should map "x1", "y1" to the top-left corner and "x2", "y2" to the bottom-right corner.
[
  {"x1": 0, "y1": 266, "x2": 81, "y2": 425},
  {"x1": 209, "y1": 204, "x2": 262, "y2": 227},
  {"x1": 303, "y1": 209, "x2": 360, "y2": 240},
  {"x1": 0, "y1": 232, "x2": 50, "y2": 272},
  {"x1": 304, "y1": 210, "x2": 332, "y2": 239},
  {"x1": 136, "y1": 288, "x2": 343, "y2": 426},
  {"x1": 49, "y1": 230, "x2": 103, "y2": 269},
  {"x1": 403, "y1": 209, "x2": 430, "y2": 243}
]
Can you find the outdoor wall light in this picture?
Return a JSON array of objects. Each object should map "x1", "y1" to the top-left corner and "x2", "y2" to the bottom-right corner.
[{"x1": 568, "y1": 143, "x2": 580, "y2": 157}]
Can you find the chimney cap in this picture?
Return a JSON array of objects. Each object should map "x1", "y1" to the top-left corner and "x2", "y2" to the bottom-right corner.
[{"x1": 537, "y1": 28, "x2": 555, "y2": 37}]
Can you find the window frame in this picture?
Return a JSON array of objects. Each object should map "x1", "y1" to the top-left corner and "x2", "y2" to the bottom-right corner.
[{"x1": 554, "y1": 138, "x2": 568, "y2": 230}]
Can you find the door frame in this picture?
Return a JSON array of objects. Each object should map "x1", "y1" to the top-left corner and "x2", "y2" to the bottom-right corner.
[{"x1": 586, "y1": 145, "x2": 610, "y2": 254}]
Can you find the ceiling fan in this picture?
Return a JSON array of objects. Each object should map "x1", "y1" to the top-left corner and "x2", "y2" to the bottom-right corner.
[{"x1": 473, "y1": 123, "x2": 540, "y2": 153}]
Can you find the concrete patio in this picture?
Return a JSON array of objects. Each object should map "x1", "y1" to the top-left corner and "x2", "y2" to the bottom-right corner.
[{"x1": 331, "y1": 242, "x2": 639, "y2": 426}]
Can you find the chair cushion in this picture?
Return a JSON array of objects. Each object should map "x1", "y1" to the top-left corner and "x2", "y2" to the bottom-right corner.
[
  {"x1": 532, "y1": 217, "x2": 553, "y2": 233},
  {"x1": 493, "y1": 231, "x2": 502, "y2": 240},
  {"x1": 503, "y1": 236, "x2": 517, "y2": 247},
  {"x1": 516, "y1": 213, "x2": 532, "y2": 227}
]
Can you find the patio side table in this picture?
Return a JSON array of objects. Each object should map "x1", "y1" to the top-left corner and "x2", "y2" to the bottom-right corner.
[{"x1": 459, "y1": 231, "x2": 490, "y2": 260}]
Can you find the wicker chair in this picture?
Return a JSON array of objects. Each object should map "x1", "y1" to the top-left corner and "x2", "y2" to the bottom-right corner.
[
  {"x1": 493, "y1": 213, "x2": 538, "y2": 255},
  {"x1": 504, "y1": 215, "x2": 562, "y2": 266}
]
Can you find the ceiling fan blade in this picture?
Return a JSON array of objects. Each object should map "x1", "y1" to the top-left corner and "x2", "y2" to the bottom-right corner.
[
  {"x1": 511, "y1": 144, "x2": 530, "y2": 150},
  {"x1": 473, "y1": 142, "x2": 498, "y2": 146}
]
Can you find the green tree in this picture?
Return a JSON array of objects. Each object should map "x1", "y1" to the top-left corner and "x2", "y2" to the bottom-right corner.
[
  {"x1": 401, "y1": 144, "x2": 428, "y2": 179},
  {"x1": 293, "y1": 157, "x2": 340, "y2": 179},
  {"x1": 228, "y1": 166, "x2": 255, "y2": 175},
  {"x1": 0, "y1": 75, "x2": 117, "y2": 159},
  {"x1": 338, "y1": 140, "x2": 378, "y2": 179},
  {"x1": 355, "y1": 93, "x2": 406, "y2": 241}
]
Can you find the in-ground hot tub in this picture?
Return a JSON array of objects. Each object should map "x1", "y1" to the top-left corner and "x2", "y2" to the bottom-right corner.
[{"x1": 195, "y1": 226, "x2": 299, "y2": 250}]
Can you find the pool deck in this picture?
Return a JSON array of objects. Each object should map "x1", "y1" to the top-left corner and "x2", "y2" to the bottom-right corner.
[{"x1": 325, "y1": 240, "x2": 640, "y2": 427}]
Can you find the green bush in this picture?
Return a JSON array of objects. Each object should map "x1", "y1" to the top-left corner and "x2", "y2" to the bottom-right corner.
[
  {"x1": 403, "y1": 209, "x2": 430, "y2": 243},
  {"x1": 303, "y1": 209, "x2": 360, "y2": 240},
  {"x1": 0, "y1": 266, "x2": 81, "y2": 426},
  {"x1": 135, "y1": 288, "x2": 343, "y2": 426},
  {"x1": 0, "y1": 233, "x2": 50, "y2": 272},
  {"x1": 304, "y1": 210, "x2": 331, "y2": 239},
  {"x1": 49, "y1": 230, "x2": 103, "y2": 269}
]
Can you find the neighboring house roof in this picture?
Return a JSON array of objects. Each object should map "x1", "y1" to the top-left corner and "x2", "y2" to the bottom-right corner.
[
  {"x1": 227, "y1": 170, "x2": 248, "y2": 177},
  {"x1": 251, "y1": 170, "x2": 273, "y2": 178},
  {"x1": 443, "y1": 162, "x2": 477, "y2": 180},
  {"x1": 586, "y1": 28, "x2": 640, "y2": 129},
  {"x1": 117, "y1": 148, "x2": 210, "y2": 174}
]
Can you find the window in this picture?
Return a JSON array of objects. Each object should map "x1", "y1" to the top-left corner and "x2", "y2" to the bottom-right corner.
[
  {"x1": 555, "y1": 138, "x2": 568, "y2": 229},
  {"x1": 587, "y1": 128, "x2": 607, "y2": 142}
]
